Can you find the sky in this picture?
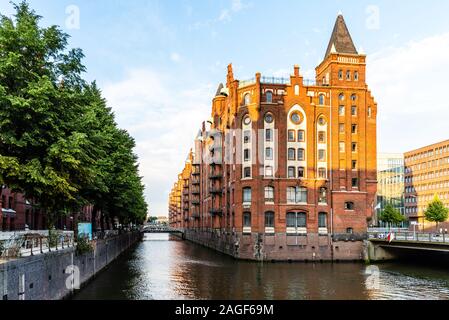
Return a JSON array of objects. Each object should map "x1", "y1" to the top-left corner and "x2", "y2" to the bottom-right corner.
[{"x1": 1, "y1": 0, "x2": 449, "y2": 216}]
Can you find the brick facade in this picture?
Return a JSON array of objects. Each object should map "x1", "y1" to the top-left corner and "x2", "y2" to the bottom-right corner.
[
  {"x1": 169, "y1": 15, "x2": 378, "y2": 261},
  {"x1": 0, "y1": 187, "x2": 98, "y2": 232}
]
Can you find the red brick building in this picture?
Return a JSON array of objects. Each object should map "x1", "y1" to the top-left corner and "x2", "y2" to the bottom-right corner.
[
  {"x1": 0, "y1": 187, "x2": 96, "y2": 232},
  {"x1": 169, "y1": 15, "x2": 378, "y2": 261}
]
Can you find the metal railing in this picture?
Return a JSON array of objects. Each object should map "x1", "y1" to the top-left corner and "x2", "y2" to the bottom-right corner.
[
  {"x1": 260, "y1": 76, "x2": 290, "y2": 85},
  {"x1": 368, "y1": 231, "x2": 449, "y2": 244},
  {"x1": 0, "y1": 231, "x2": 75, "y2": 259},
  {"x1": 93, "y1": 230, "x2": 119, "y2": 240}
]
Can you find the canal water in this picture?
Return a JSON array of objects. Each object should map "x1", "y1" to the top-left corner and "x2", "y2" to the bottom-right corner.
[{"x1": 74, "y1": 233, "x2": 449, "y2": 300}]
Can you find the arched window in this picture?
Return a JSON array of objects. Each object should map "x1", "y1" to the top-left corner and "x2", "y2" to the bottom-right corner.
[
  {"x1": 265, "y1": 147, "x2": 273, "y2": 160},
  {"x1": 244, "y1": 93, "x2": 251, "y2": 106},
  {"x1": 318, "y1": 212, "x2": 327, "y2": 228},
  {"x1": 266, "y1": 91, "x2": 273, "y2": 103},
  {"x1": 243, "y1": 187, "x2": 252, "y2": 203},
  {"x1": 346, "y1": 70, "x2": 351, "y2": 80},
  {"x1": 265, "y1": 211, "x2": 275, "y2": 228},
  {"x1": 351, "y1": 94, "x2": 357, "y2": 102},
  {"x1": 265, "y1": 166, "x2": 273, "y2": 177},
  {"x1": 294, "y1": 85, "x2": 300, "y2": 95},
  {"x1": 287, "y1": 212, "x2": 306, "y2": 231},
  {"x1": 288, "y1": 148, "x2": 296, "y2": 161},
  {"x1": 319, "y1": 94, "x2": 325, "y2": 105},
  {"x1": 338, "y1": 70, "x2": 343, "y2": 80},
  {"x1": 243, "y1": 212, "x2": 251, "y2": 228},
  {"x1": 288, "y1": 167, "x2": 295, "y2": 178},
  {"x1": 318, "y1": 167, "x2": 327, "y2": 179},
  {"x1": 287, "y1": 186, "x2": 307, "y2": 203},
  {"x1": 319, "y1": 187, "x2": 327, "y2": 203},
  {"x1": 354, "y1": 71, "x2": 359, "y2": 81},
  {"x1": 297, "y1": 148, "x2": 305, "y2": 161},
  {"x1": 265, "y1": 129, "x2": 273, "y2": 142},
  {"x1": 338, "y1": 93, "x2": 345, "y2": 101},
  {"x1": 298, "y1": 167, "x2": 305, "y2": 178},
  {"x1": 264, "y1": 186, "x2": 274, "y2": 202}
]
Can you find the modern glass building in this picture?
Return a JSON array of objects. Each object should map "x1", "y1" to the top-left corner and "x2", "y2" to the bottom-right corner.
[{"x1": 375, "y1": 153, "x2": 405, "y2": 226}]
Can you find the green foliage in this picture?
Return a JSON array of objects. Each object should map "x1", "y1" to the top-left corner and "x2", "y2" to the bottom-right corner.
[
  {"x1": 0, "y1": 2, "x2": 147, "y2": 228},
  {"x1": 424, "y1": 195, "x2": 449, "y2": 229},
  {"x1": 48, "y1": 228, "x2": 58, "y2": 248},
  {"x1": 379, "y1": 203, "x2": 405, "y2": 226},
  {"x1": 75, "y1": 235, "x2": 93, "y2": 255}
]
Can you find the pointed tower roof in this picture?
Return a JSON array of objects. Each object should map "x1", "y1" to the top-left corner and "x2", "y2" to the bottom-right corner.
[
  {"x1": 324, "y1": 14, "x2": 358, "y2": 58},
  {"x1": 215, "y1": 83, "x2": 224, "y2": 96}
]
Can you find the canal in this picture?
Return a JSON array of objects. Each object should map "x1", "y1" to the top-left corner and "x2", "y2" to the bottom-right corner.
[{"x1": 74, "y1": 233, "x2": 449, "y2": 300}]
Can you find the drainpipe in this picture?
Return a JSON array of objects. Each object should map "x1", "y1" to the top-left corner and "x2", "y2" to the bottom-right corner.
[{"x1": 329, "y1": 88, "x2": 334, "y2": 258}]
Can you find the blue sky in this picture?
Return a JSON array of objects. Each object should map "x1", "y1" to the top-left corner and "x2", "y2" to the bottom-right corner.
[{"x1": 2, "y1": 0, "x2": 449, "y2": 216}]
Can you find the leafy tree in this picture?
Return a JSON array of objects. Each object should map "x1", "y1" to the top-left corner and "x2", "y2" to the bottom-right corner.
[
  {"x1": 379, "y1": 203, "x2": 405, "y2": 227},
  {"x1": 0, "y1": 2, "x2": 148, "y2": 229},
  {"x1": 424, "y1": 195, "x2": 449, "y2": 231}
]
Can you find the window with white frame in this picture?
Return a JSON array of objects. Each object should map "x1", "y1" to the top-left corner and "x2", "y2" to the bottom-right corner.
[{"x1": 265, "y1": 186, "x2": 274, "y2": 202}]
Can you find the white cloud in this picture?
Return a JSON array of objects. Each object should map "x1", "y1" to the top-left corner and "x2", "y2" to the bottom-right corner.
[
  {"x1": 368, "y1": 32, "x2": 449, "y2": 153},
  {"x1": 218, "y1": 9, "x2": 231, "y2": 22},
  {"x1": 190, "y1": 0, "x2": 252, "y2": 29},
  {"x1": 103, "y1": 69, "x2": 214, "y2": 216},
  {"x1": 170, "y1": 52, "x2": 181, "y2": 63}
]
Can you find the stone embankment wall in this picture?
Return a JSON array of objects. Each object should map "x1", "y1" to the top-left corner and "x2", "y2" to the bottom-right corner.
[{"x1": 0, "y1": 232, "x2": 141, "y2": 300}]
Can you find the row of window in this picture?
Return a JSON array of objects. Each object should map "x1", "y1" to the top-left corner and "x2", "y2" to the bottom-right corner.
[
  {"x1": 243, "y1": 212, "x2": 328, "y2": 229},
  {"x1": 338, "y1": 105, "x2": 358, "y2": 116},
  {"x1": 406, "y1": 181, "x2": 449, "y2": 193},
  {"x1": 405, "y1": 168, "x2": 449, "y2": 183},
  {"x1": 242, "y1": 186, "x2": 355, "y2": 208},
  {"x1": 405, "y1": 157, "x2": 449, "y2": 173},
  {"x1": 338, "y1": 70, "x2": 359, "y2": 82},
  {"x1": 405, "y1": 145, "x2": 449, "y2": 162}
]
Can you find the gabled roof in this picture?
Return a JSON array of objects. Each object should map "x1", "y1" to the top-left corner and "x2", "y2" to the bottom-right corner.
[{"x1": 324, "y1": 14, "x2": 358, "y2": 58}]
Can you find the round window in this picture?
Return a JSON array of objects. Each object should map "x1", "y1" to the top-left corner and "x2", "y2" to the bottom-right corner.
[
  {"x1": 290, "y1": 112, "x2": 302, "y2": 125},
  {"x1": 265, "y1": 113, "x2": 273, "y2": 124},
  {"x1": 318, "y1": 117, "x2": 326, "y2": 126},
  {"x1": 243, "y1": 116, "x2": 251, "y2": 125}
]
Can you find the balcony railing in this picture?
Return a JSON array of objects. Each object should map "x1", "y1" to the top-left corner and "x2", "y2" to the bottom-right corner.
[
  {"x1": 209, "y1": 208, "x2": 223, "y2": 216},
  {"x1": 209, "y1": 172, "x2": 223, "y2": 179},
  {"x1": 209, "y1": 187, "x2": 223, "y2": 195}
]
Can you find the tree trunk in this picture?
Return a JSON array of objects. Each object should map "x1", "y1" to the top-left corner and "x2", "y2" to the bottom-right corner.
[
  {"x1": 91, "y1": 205, "x2": 98, "y2": 232},
  {"x1": 100, "y1": 212, "x2": 105, "y2": 231}
]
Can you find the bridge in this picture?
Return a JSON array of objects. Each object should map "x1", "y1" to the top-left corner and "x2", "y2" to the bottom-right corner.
[
  {"x1": 367, "y1": 230, "x2": 449, "y2": 262},
  {"x1": 141, "y1": 225, "x2": 184, "y2": 235}
]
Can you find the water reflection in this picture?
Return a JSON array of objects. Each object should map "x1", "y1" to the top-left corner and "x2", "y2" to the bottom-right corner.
[{"x1": 74, "y1": 233, "x2": 449, "y2": 300}]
